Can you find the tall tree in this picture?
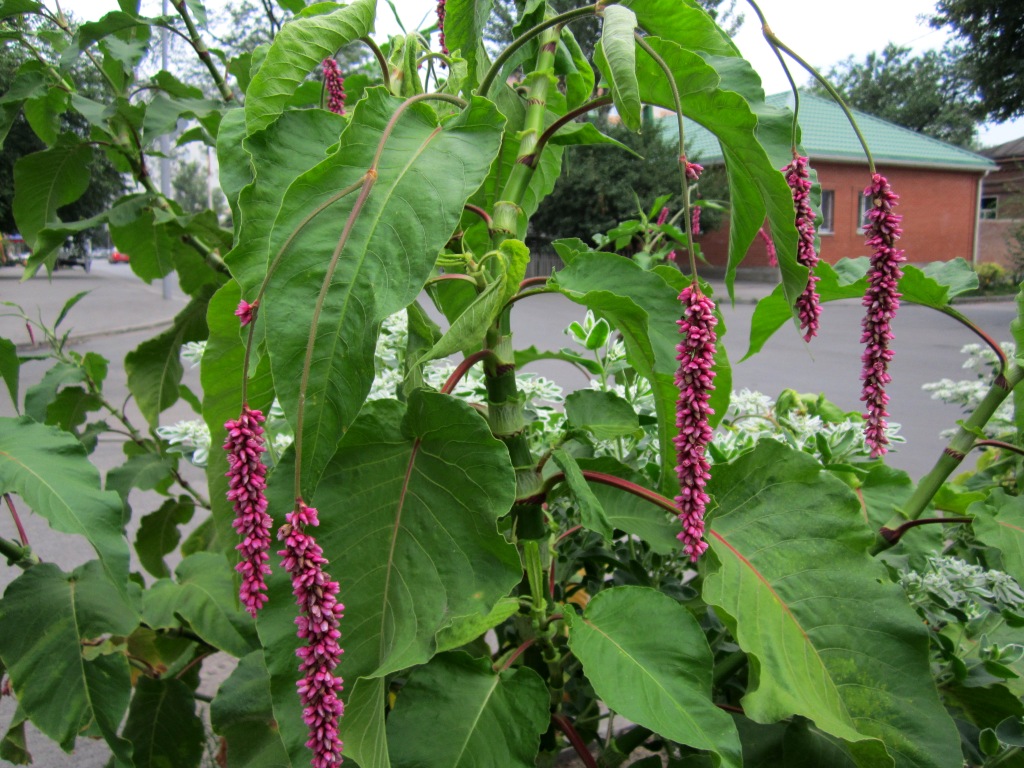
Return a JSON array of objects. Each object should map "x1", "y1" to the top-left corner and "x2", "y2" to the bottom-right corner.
[
  {"x1": 930, "y1": 0, "x2": 1024, "y2": 123},
  {"x1": 812, "y1": 43, "x2": 980, "y2": 148}
]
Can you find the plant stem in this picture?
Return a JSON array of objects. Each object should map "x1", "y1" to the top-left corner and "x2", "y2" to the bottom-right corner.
[
  {"x1": 495, "y1": 637, "x2": 536, "y2": 672},
  {"x1": 712, "y1": 649, "x2": 748, "y2": 687},
  {"x1": 523, "y1": 95, "x2": 614, "y2": 168},
  {"x1": 872, "y1": 361, "x2": 1024, "y2": 553},
  {"x1": 477, "y1": 5, "x2": 599, "y2": 96},
  {"x1": 879, "y1": 517, "x2": 973, "y2": 545},
  {"x1": 974, "y1": 439, "x2": 1024, "y2": 456},
  {"x1": 171, "y1": 0, "x2": 234, "y2": 102},
  {"x1": 361, "y1": 36, "x2": 392, "y2": 91},
  {"x1": 4, "y1": 494, "x2": 28, "y2": 547},
  {"x1": 0, "y1": 535, "x2": 38, "y2": 569},
  {"x1": 545, "y1": 470, "x2": 677, "y2": 517},
  {"x1": 440, "y1": 349, "x2": 497, "y2": 394},
  {"x1": 552, "y1": 714, "x2": 599, "y2": 768}
]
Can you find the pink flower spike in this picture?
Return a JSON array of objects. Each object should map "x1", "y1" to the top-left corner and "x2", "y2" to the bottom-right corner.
[
  {"x1": 436, "y1": 0, "x2": 448, "y2": 55},
  {"x1": 674, "y1": 284, "x2": 717, "y2": 562},
  {"x1": 656, "y1": 207, "x2": 670, "y2": 226},
  {"x1": 757, "y1": 226, "x2": 777, "y2": 267},
  {"x1": 691, "y1": 205, "x2": 702, "y2": 236},
  {"x1": 279, "y1": 501, "x2": 345, "y2": 768},
  {"x1": 681, "y1": 158, "x2": 703, "y2": 182},
  {"x1": 860, "y1": 173, "x2": 905, "y2": 458},
  {"x1": 235, "y1": 299, "x2": 258, "y2": 327},
  {"x1": 224, "y1": 405, "x2": 272, "y2": 617},
  {"x1": 322, "y1": 58, "x2": 346, "y2": 115},
  {"x1": 782, "y1": 156, "x2": 821, "y2": 341}
]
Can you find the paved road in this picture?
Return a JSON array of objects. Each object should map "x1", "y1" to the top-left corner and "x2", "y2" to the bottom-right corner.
[{"x1": 0, "y1": 260, "x2": 1016, "y2": 765}]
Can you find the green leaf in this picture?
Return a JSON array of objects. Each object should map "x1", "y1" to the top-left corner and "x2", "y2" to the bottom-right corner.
[
  {"x1": 244, "y1": 0, "x2": 375, "y2": 134},
  {"x1": 435, "y1": 597, "x2": 520, "y2": 654},
  {"x1": 564, "y1": 389, "x2": 640, "y2": 440},
  {"x1": 0, "y1": 337, "x2": 19, "y2": 411},
  {"x1": 202, "y1": 282, "x2": 275, "y2": 555},
  {"x1": 125, "y1": 286, "x2": 212, "y2": 427},
  {"x1": 106, "y1": 449, "x2": 176, "y2": 501},
  {"x1": 595, "y1": 5, "x2": 640, "y2": 132},
  {"x1": 575, "y1": 456, "x2": 680, "y2": 555},
  {"x1": 342, "y1": 677, "x2": 391, "y2": 768},
  {"x1": 745, "y1": 258, "x2": 980, "y2": 359},
  {"x1": 0, "y1": 561, "x2": 137, "y2": 762},
  {"x1": 387, "y1": 652, "x2": 549, "y2": 768},
  {"x1": 0, "y1": 0, "x2": 43, "y2": 19},
  {"x1": 134, "y1": 498, "x2": 195, "y2": 578},
  {"x1": 547, "y1": 120, "x2": 640, "y2": 156},
  {"x1": 262, "y1": 89, "x2": 504, "y2": 494},
  {"x1": 421, "y1": 276, "x2": 505, "y2": 363},
  {"x1": 619, "y1": 0, "x2": 738, "y2": 58},
  {"x1": 565, "y1": 586, "x2": 742, "y2": 767},
  {"x1": 259, "y1": 392, "x2": 519, "y2": 765},
  {"x1": 24, "y1": 360, "x2": 86, "y2": 422},
  {"x1": 121, "y1": 677, "x2": 205, "y2": 768},
  {"x1": 969, "y1": 489, "x2": 1024, "y2": 586},
  {"x1": 216, "y1": 108, "x2": 251, "y2": 230},
  {"x1": 12, "y1": 135, "x2": 92, "y2": 253},
  {"x1": 0, "y1": 416, "x2": 130, "y2": 587},
  {"x1": 514, "y1": 344, "x2": 603, "y2": 375},
  {"x1": 0, "y1": 714, "x2": 29, "y2": 765},
  {"x1": 210, "y1": 651, "x2": 291, "y2": 768},
  {"x1": 552, "y1": 253, "x2": 729, "y2": 496},
  {"x1": 143, "y1": 553, "x2": 258, "y2": 657},
  {"x1": 551, "y1": 448, "x2": 614, "y2": 541},
  {"x1": 109, "y1": 207, "x2": 187, "y2": 283},
  {"x1": 702, "y1": 441, "x2": 961, "y2": 768},
  {"x1": 442, "y1": 0, "x2": 492, "y2": 91}
]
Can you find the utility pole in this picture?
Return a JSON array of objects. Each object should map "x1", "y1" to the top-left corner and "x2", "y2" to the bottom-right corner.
[{"x1": 160, "y1": 0, "x2": 172, "y2": 300}]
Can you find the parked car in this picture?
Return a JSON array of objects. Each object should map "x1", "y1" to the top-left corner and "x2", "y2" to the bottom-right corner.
[
  {"x1": 110, "y1": 248, "x2": 130, "y2": 263},
  {"x1": 56, "y1": 240, "x2": 92, "y2": 273}
]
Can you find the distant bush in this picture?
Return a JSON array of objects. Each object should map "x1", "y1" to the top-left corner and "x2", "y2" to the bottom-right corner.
[{"x1": 974, "y1": 261, "x2": 1010, "y2": 290}]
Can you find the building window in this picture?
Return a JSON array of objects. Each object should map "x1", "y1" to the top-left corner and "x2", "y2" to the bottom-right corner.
[
  {"x1": 858, "y1": 194, "x2": 872, "y2": 231},
  {"x1": 980, "y1": 196, "x2": 998, "y2": 220},
  {"x1": 819, "y1": 190, "x2": 835, "y2": 234}
]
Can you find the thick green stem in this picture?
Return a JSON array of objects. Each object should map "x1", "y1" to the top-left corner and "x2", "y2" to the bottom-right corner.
[
  {"x1": 171, "y1": 0, "x2": 234, "y2": 102},
  {"x1": 872, "y1": 362, "x2": 1024, "y2": 553},
  {"x1": 0, "y1": 536, "x2": 38, "y2": 569}
]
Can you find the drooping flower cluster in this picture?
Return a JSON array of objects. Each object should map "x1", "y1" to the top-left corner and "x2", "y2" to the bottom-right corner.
[
  {"x1": 224, "y1": 406, "x2": 272, "y2": 617},
  {"x1": 278, "y1": 501, "x2": 345, "y2": 768},
  {"x1": 322, "y1": 58, "x2": 346, "y2": 115},
  {"x1": 783, "y1": 156, "x2": 821, "y2": 340},
  {"x1": 860, "y1": 173, "x2": 905, "y2": 457},
  {"x1": 691, "y1": 205, "x2": 701, "y2": 236},
  {"x1": 656, "y1": 207, "x2": 670, "y2": 226},
  {"x1": 436, "y1": 0, "x2": 448, "y2": 55},
  {"x1": 674, "y1": 284, "x2": 717, "y2": 562},
  {"x1": 757, "y1": 226, "x2": 777, "y2": 267},
  {"x1": 235, "y1": 299, "x2": 258, "y2": 326},
  {"x1": 682, "y1": 158, "x2": 703, "y2": 182}
]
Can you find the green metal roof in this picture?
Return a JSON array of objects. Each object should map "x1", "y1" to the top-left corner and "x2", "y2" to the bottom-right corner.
[{"x1": 679, "y1": 91, "x2": 997, "y2": 172}]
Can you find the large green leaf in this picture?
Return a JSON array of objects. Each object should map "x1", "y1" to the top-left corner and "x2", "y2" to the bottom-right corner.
[
  {"x1": 258, "y1": 392, "x2": 519, "y2": 765},
  {"x1": 125, "y1": 286, "x2": 213, "y2": 428},
  {"x1": 387, "y1": 652, "x2": 549, "y2": 767},
  {"x1": 0, "y1": 416, "x2": 129, "y2": 587},
  {"x1": 552, "y1": 252, "x2": 729, "y2": 496},
  {"x1": 227, "y1": 108, "x2": 346, "y2": 298},
  {"x1": 619, "y1": 0, "x2": 738, "y2": 58},
  {"x1": 210, "y1": 651, "x2": 290, "y2": 768},
  {"x1": 634, "y1": 37, "x2": 803, "y2": 306},
  {"x1": 565, "y1": 586, "x2": 742, "y2": 767},
  {"x1": 121, "y1": 677, "x2": 205, "y2": 768},
  {"x1": 244, "y1": 0, "x2": 375, "y2": 135},
  {"x1": 443, "y1": 0, "x2": 492, "y2": 91},
  {"x1": 262, "y1": 89, "x2": 504, "y2": 494},
  {"x1": 702, "y1": 441, "x2": 961, "y2": 768},
  {"x1": 0, "y1": 337, "x2": 18, "y2": 411},
  {"x1": 134, "y1": 497, "x2": 195, "y2": 578},
  {"x1": 969, "y1": 489, "x2": 1024, "y2": 586},
  {"x1": 551, "y1": 448, "x2": 613, "y2": 541},
  {"x1": 12, "y1": 135, "x2": 92, "y2": 252},
  {"x1": 0, "y1": 561, "x2": 137, "y2": 764},
  {"x1": 143, "y1": 553, "x2": 259, "y2": 658},
  {"x1": 745, "y1": 258, "x2": 979, "y2": 358},
  {"x1": 343, "y1": 677, "x2": 390, "y2": 768},
  {"x1": 564, "y1": 389, "x2": 640, "y2": 440},
  {"x1": 595, "y1": 5, "x2": 641, "y2": 132}
]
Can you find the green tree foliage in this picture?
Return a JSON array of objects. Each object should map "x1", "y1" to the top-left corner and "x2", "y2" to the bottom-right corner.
[
  {"x1": 171, "y1": 159, "x2": 227, "y2": 220},
  {"x1": 930, "y1": 0, "x2": 1024, "y2": 123},
  {"x1": 527, "y1": 114, "x2": 683, "y2": 246},
  {"x1": 812, "y1": 43, "x2": 979, "y2": 148}
]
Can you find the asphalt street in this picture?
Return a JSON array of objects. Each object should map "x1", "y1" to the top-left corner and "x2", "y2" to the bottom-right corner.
[{"x1": 0, "y1": 259, "x2": 1017, "y2": 766}]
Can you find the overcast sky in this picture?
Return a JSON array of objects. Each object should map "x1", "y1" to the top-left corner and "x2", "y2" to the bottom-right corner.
[{"x1": 59, "y1": 0, "x2": 1022, "y2": 146}]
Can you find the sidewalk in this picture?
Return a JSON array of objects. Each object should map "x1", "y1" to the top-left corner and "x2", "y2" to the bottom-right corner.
[{"x1": 0, "y1": 263, "x2": 187, "y2": 350}]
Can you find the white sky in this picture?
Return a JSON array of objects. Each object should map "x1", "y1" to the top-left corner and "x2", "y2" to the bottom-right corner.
[{"x1": 58, "y1": 0, "x2": 1024, "y2": 147}]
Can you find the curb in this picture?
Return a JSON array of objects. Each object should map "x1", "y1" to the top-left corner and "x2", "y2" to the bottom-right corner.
[{"x1": 14, "y1": 318, "x2": 176, "y2": 353}]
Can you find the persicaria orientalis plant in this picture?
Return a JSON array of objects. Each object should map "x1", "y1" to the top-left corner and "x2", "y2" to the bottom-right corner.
[{"x1": 2, "y1": 1, "x2": 1023, "y2": 768}]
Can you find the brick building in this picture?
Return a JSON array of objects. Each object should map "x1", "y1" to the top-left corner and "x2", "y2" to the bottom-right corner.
[
  {"x1": 977, "y1": 137, "x2": 1024, "y2": 270},
  {"x1": 683, "y1": 92, "x2": 996, "y2": 270}
]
